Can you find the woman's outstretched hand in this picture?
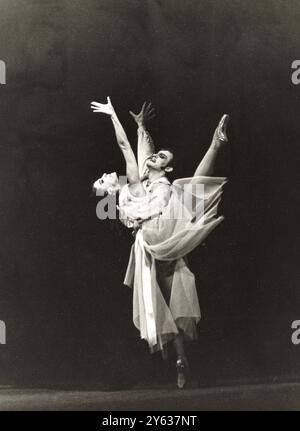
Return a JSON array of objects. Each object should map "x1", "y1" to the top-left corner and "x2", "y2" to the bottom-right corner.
[
  {"x1": 129, "y1": 102, "x2": 155, "y2": 128},
  {"x1": 91, "y1": 97, "x2": 115, "y2": 116}
]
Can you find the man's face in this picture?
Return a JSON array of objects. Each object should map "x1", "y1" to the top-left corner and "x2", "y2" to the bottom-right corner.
[{"x1": 146, "y1": 150, "x2": 174, "y2": 171}]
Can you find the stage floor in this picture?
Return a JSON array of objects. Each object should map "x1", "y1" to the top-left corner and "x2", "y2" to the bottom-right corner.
[{"x1": 0, "y1": 382, "x2": 299, "y2": 410}]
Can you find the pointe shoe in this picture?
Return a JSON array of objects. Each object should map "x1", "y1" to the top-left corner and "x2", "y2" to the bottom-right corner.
[
  {"x1": 216, "y1": 114, "x2": 230, "y2": 143},
  {"x1": 176, "y1": 357, "x2": 190, "y2": 389}
]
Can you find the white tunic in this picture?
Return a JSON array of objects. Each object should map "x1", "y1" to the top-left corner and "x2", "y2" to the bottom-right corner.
[
  {"x1": 118, "y1": 176, "x2": 171, "y2": 228},
  {"x1": 122, "y1": 175, "x2": 227, "y2": 353}
]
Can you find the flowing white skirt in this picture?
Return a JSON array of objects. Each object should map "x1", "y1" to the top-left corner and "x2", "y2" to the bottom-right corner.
[{"x1": 123, "y1": 175, "x2": 227, "y2": 352}]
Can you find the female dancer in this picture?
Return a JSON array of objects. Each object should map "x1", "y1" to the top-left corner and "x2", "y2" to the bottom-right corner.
[{"x1": 91, "y1": 97, "x2": 229, "y2": 388}]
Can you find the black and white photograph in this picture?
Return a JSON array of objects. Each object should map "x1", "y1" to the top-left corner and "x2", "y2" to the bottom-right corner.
[{"x1": 0, "y1": 0, "x2": 299, "y2": 414}]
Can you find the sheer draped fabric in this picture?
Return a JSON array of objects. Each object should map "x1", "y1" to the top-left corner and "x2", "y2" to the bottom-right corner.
[{"x1": 123, "y1": 175, "x2": 227, "y2": 352}]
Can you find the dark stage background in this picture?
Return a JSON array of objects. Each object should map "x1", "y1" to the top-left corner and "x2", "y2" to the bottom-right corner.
[{"x1": 0, "y1": 0, "x2": 299, "y2": 388}]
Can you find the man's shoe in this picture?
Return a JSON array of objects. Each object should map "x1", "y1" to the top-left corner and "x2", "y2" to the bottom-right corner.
[{"x1": 176, "y1": 357, "x2": 190, "y2": 389}]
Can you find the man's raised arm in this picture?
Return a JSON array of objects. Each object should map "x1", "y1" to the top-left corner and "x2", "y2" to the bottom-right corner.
[{"x1": 129, "y1": 102, "x2": 155, "y2": 179}]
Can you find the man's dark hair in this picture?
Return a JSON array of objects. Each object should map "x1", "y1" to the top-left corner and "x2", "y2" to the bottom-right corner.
[{"x1": 159, "y1": 147, "x2": 176, "y2": 168}]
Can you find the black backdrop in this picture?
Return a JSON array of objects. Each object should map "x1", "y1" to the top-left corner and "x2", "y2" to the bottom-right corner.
[{"x1": 0, "y1": 0, "x2": 299, "y2": 388}]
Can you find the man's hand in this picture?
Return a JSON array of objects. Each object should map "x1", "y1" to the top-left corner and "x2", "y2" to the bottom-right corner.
[
  {"x1": 91, "y1": 97, "x2": 115, "y2": 116},
  {"x1": 129, "y1": 102, "x2": 155, "y2": 128},
  {"x1": 132, "y1": 217, "x2": 144, "y2": 233}
]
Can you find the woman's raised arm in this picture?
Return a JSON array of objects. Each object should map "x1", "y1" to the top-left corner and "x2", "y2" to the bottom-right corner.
[{"x1": 91, "y1": 97, "x2": 140, "y2": 184}]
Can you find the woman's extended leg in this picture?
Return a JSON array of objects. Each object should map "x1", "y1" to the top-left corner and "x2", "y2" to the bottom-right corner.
[{"x1": 193, "y1": 114, "x2": 229, "y2": 177}]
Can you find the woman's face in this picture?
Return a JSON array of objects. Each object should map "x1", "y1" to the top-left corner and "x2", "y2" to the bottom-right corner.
[{"x1": 93, "y1": 172, "x2": 118, "y2": 194}]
